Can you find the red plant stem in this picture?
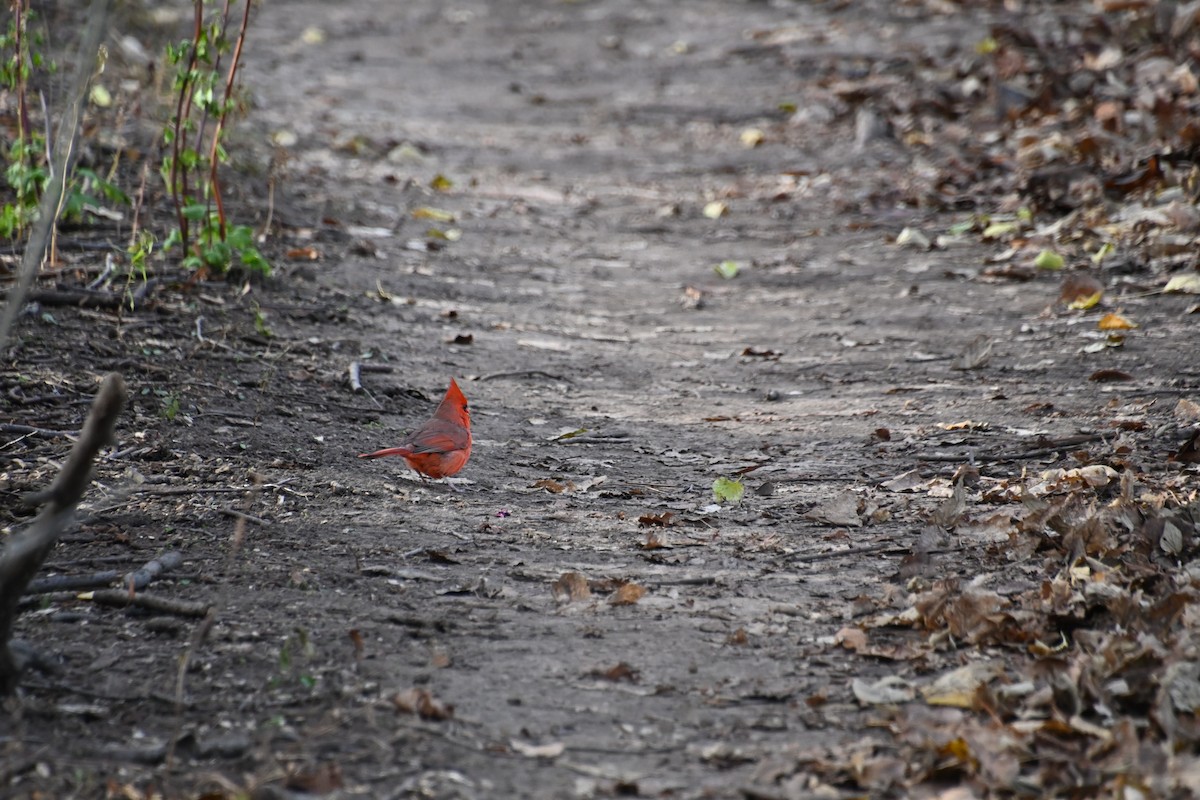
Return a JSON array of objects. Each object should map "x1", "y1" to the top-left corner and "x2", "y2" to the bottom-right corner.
[
  {"x1": 12, "y1": 0, "x2": 29, "y2": 149},
  {"x1": 168, "y1": 1, "x2": 206, "y2": 255},
  {"x1": 207, "y1": 0, "x2": 250, "y2": 242}
]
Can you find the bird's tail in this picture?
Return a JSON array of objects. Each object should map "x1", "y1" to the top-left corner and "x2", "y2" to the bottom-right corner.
[{"x1": 358, "y1": 447, "x2": 413, "y2": 459}]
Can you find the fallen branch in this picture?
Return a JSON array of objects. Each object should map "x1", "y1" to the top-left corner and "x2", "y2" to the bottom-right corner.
[
  {"x1": 787, "y1": 540, "x2": 906, "y2": 563},
  {"x1": 480, "y1": 369, "x2": 569, "y2": 382},
  {"x1": 87, "y1": 590, "x2": 209, "y2": 617},
  {"x1": 217, "y1": 507, "x2": 271, "y2": 526},
  {"x1": 23, "y1": 571, "x2": 120, "y2": 594},
  {"x1": 22, "y1": 549, "x2": 184, "y2": 595},
  {"x1": 1, "y1": 423, "x2": 80, "y2": 439},
  {"x1": 122, "y1": 550, "x2": 185, "y2": 590},
  {"x1": 0, "y1": 372, "x2": 127, "y2": 694}
]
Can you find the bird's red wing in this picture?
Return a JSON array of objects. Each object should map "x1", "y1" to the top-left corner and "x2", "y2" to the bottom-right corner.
[{"x1": 404, "y1": 420, "x2": 469, "y2": 455}]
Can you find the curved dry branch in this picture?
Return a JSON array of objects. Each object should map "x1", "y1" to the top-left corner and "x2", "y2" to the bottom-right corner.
[{"x1": 0, "y1": 372, "x2": 127, "y2": 694}]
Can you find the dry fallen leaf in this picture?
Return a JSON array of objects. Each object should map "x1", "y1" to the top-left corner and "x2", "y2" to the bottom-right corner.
[
  {"x1": 641, "y1": 531, "x2": 667, "y2": 550},
  {"x1": 937, "y1": 420, "x2": 989, "y2": 431},
  {"x1": 1059, "y1": 272, "x2": 1104, "y2": 305},
  {"x1": 1173, "y1": 430, "x2": 1200, "y2": 464},
  {"x1": 804, "y1": 490, "x2": 862, "y2": 527},
  {"x1": 392, "y1": 688, "x2": 454, "y2": 721},
  {"x1": 852, "y1": 675, "x2": 915, "y2": 705},
  {"x1": 952, "y1": 334, "x2": 993, "y2": 370},
  {"x1": 589, "y1": 662, "x2": 640, "y2": 682},
  {"x1": 552, "y1": 572, "x2": 592, "y2": 603},
  {"x1": 285, "y1": 762, "x2": 343, "y2": 793},
  {"x1": 921, "y1": 662, "x2": 1003, "y2": 708},
  {"x1": 1097, "y1": 312, "x2": 1136, "y2": 330},
  {"x1": 740, "y1": 128, "x2": 765, "y2": 148},
  {"x1": 609, "y1": 582, "x2": 646, "y2": 606},
  {"x1": 1173, "y1": 398, "x2": 1200, "y2": 422},
  {"x1": 285, "y1": 246, "x2": 320, "y2": 261},
  {"x1": 510, "y1": 740, "x2": 566, "y2": 758},
  {"x1": 1089, "y1": 369, "x2": 1134, "y2": 382},
  {"x1": 1164, "y1": 273, "x2": 1200, "y2": 294}
]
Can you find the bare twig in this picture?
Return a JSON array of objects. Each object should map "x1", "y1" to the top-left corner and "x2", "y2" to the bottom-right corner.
[
  {"x1": 1, "y1": 423, "x2": 79, "y2": 438},
  {"x1": 0, "y1": 0, "x2": 114, "y2": 355},
  {"x1": 0, "y1": 373, "x2": 127, "y2": 694},
  {"x1": 217, "y1": 507, "x2": 270, "y2": 526},
  {"x1": 480, "y1": 370, "x2": 570, "y2": 382},
  {"x1": 167, "y1": 471, "x2": 261, "y2": 766}
]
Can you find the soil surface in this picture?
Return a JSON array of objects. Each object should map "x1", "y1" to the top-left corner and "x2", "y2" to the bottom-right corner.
[{"x1": 5, "y1": 1, "x2": 1199, "y2": 798}]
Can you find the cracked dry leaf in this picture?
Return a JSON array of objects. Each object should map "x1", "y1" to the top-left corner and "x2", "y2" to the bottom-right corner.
[
  {"x1": 1173, "y1": 398, "x2": 1200, "y2": 422},
  {"x1": 638, "y1": 511, "x2": 675, "y2": 527},
  {"x1": 952, "y1": 334, "x2": 993, "y2": 370},
  {"x1": 835, "y1": 626, "x2": 868, "y2": 652},
  {"x1": 1032, "y1": 465, "x2": 1119, "y2": 495},
  {"x1": 931, "y1": 477, "x2": 967, "y2": 529},
  {"x1": 1173, "y1": 430, "x2": 1200, "y2": 464},
  {"x1": 881, "y1": 469, "x2": 931, "y2": 492},
  {"x1": 914, "y1": 584, "x2": 1014, "y2": 645},
  {"x1": 836, "y1": 626, "x2": 921, "y2": 660},
  {"x1": 804, "y1": 490, "x2": 862, "y2": 527}
]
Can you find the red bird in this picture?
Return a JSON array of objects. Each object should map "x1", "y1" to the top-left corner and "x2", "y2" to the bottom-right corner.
[{"x1": 358, "y1": 378, "x2": 472, "y2": 479}]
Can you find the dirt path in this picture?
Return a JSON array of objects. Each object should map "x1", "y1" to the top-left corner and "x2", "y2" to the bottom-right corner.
[{"x1": 6, "y1": 1, "x2": 1198, "y2": 798}]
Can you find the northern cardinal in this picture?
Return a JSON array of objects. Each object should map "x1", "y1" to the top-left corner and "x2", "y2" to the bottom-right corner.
[{"x1": 358, "y1": 378, "x2": 472, "y2": 479}]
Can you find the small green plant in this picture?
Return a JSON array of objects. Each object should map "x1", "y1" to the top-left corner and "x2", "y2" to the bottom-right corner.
[
  {"x1": 161, "y1": 392, "x2": 180, "y2": 421},
  {"x1": 160, "y1": 1, "x2": 268, "y2": 276},
  {"x1": 61, "y1": 167, "x2": 130, "y2": 222},
  {"x1": 271, "y1": 629, "x2": 317, "y2": 691},
  {"x1": 0, "y1": 3, "x2": 50, "y2": 240},
  {"x1": 251, "y1": 302, "x2": 272, "y2": 338},
  {"x1": 0, "y1": 5, "x2": 127, "y2": 241}
]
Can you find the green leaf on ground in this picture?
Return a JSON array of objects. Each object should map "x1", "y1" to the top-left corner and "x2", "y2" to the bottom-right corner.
[{"x1": 712, "y1": 477, "x2": 744, "y2": 504}]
